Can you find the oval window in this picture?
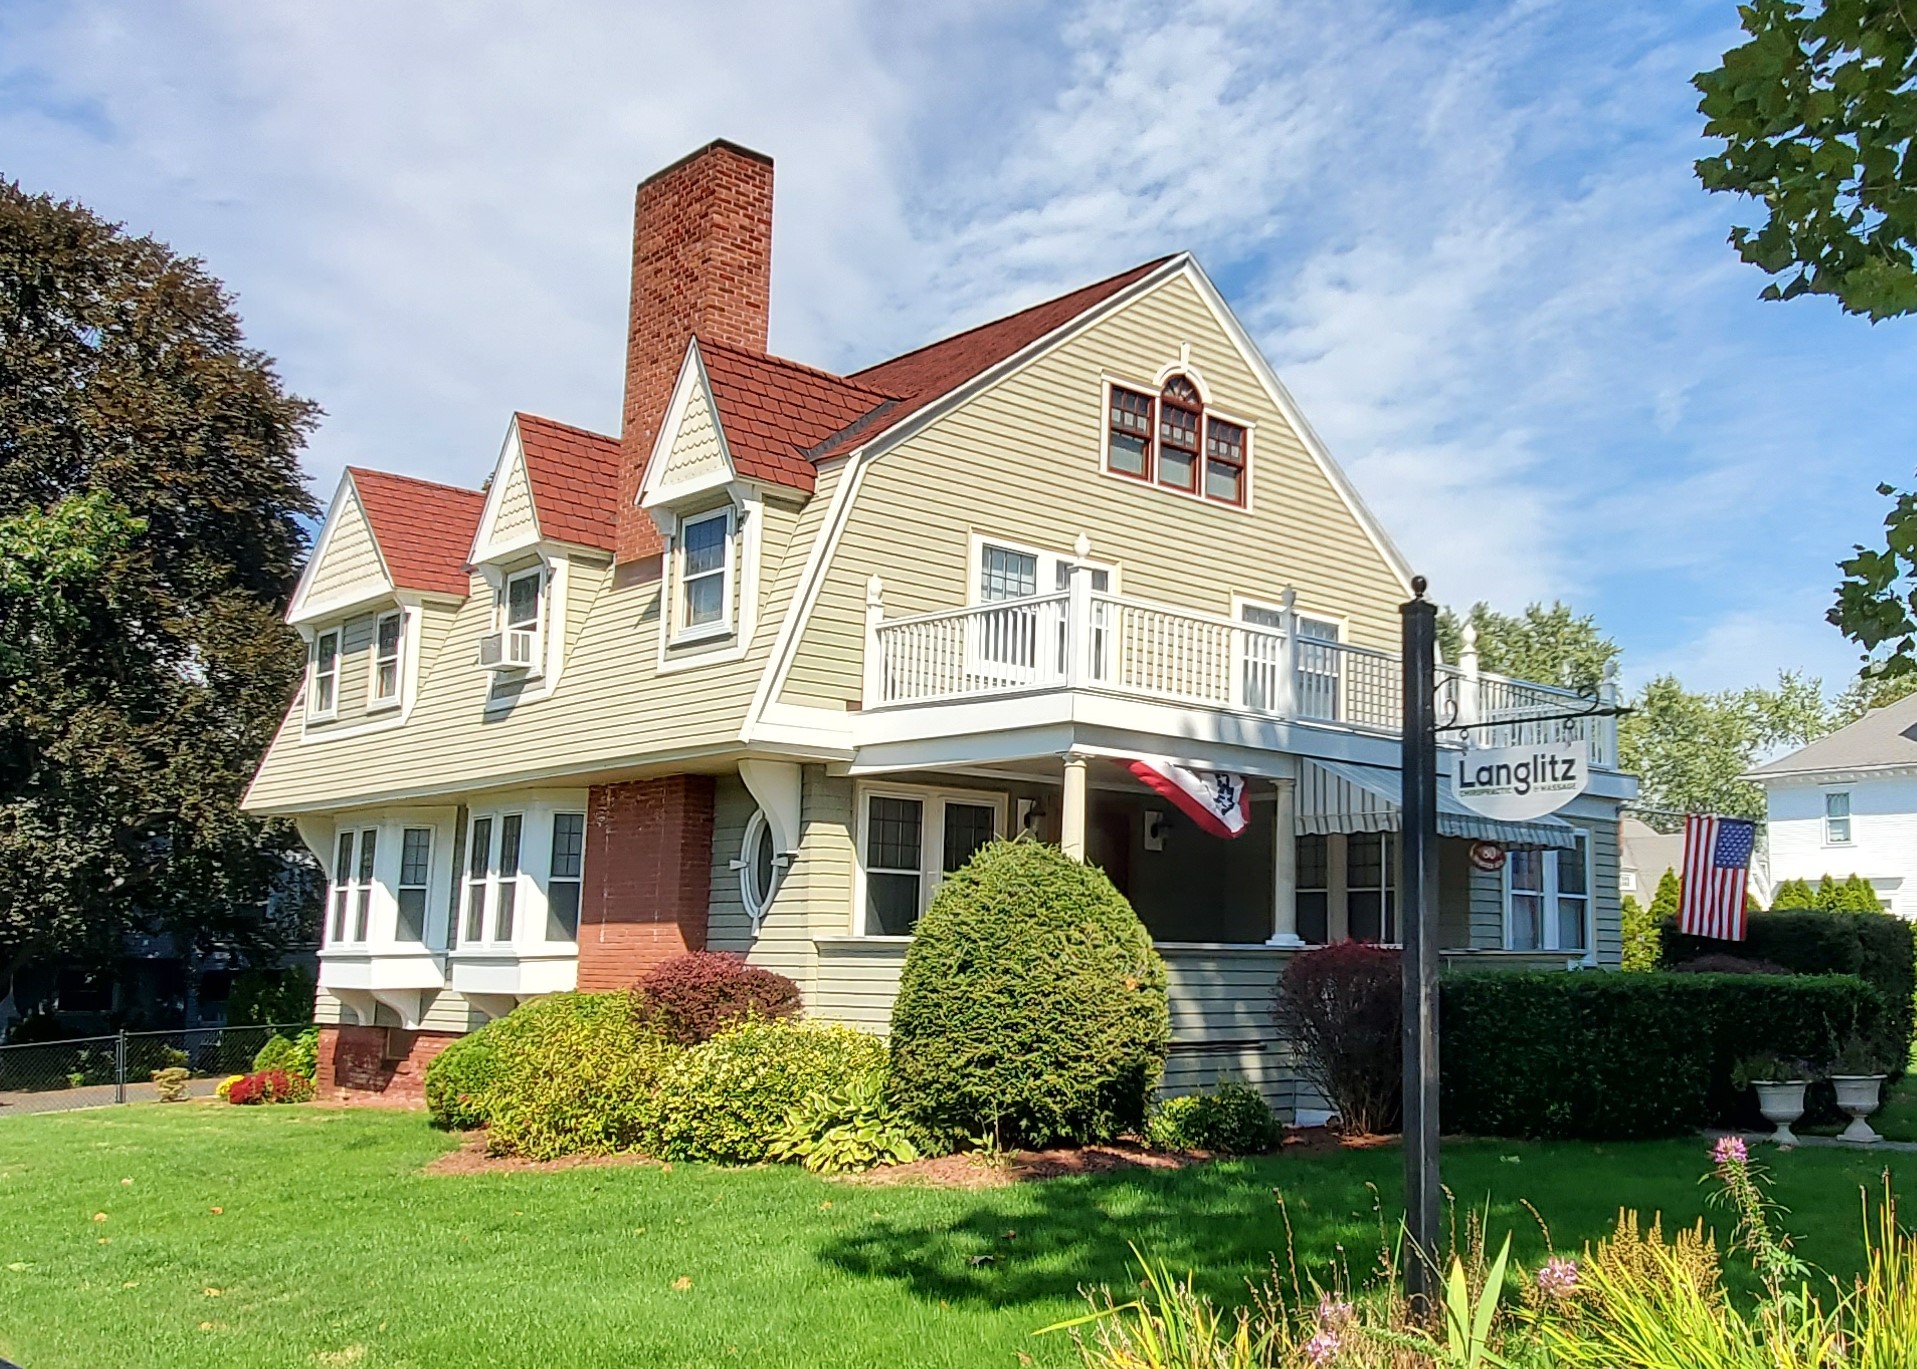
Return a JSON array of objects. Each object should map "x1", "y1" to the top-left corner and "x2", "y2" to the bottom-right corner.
[{"x1": 740, "y1": 809, "x2": 782, "y2": 924}]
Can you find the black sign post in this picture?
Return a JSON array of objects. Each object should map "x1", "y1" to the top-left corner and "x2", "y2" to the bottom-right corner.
[{"x1": 1400, "y1": 576, "x2": 1441, "y2": 1310}]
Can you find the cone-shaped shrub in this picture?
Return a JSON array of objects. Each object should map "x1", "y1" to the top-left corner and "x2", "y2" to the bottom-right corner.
[{"x1": 887, "y1": 839, "x2": 1168, "y2": 1149}]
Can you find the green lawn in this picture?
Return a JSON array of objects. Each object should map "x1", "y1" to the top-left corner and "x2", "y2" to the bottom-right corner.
[{"x1": 2, "y1": 1107, "x2": 1914, "y2": 1369}]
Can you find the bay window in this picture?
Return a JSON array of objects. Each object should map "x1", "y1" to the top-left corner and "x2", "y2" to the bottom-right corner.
[{"x1": 395, "y1": 827, "x2": 432, "y2": 943}]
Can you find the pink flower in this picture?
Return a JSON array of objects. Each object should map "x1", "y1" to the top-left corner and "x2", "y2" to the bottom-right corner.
[
  {"x1": 1712, "y1": 1135, "x2": 1748, "y2": 1167},
  {"x1": 1303, "y1": 1329, "x2": 1341, "y2": 1365},
  {"x1": 1315, "y1": 1294, "x2": 1354, "y2": 1329},
  {"x1": 1537, "y1": 1256, "x2": 1579, "y2": 1299}
]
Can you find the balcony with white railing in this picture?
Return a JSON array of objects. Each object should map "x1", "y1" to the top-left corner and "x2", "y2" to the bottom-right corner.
[{"x1": 859, "y1": 571, "x2": 1619, "y2": 768}]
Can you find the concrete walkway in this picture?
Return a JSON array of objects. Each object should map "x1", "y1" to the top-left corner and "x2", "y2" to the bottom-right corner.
[
  {"x1": 0, "y1": 1076, "x2": 223, "y2": 1118},
  {"x1": 1719, "y1": 1128, "x2": 1917, "y2": 1154}
]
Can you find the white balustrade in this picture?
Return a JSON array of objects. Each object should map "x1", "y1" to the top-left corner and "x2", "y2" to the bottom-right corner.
[{"x1": 865, "y1": 590, "x2": 1616, "y2": 764}]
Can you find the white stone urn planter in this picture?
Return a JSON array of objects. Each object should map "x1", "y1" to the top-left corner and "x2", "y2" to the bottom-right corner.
[
  {"x1": 1832, "y1": 1074, "x2": 1888, "y2": 1144},
  {"x1": 1754, "y1": 1080, "x2": 1809, "y2": 1145}
]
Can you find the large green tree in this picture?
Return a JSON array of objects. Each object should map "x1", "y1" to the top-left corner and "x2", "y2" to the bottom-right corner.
[
  {"x1": 1619, "y1": 670, "x2": 1832, "y2": 826},
  {"x1": 1694, "y1": 0, "x2": 1917, "y2": 321},
  {"x1": 0, "y1": 180, "x2": 319, "y2": 989},
  {"x1": 1435, "y1": 600, "x2": 1620, "y2": 693}
]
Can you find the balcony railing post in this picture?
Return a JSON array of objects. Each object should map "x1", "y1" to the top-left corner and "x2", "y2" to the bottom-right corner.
[
  {"x1": 1457, "y1": 621, "x2": 1481, "y2": 737},
  {"x1": 862, "y1": 575, "x2": 886, "y2": 707},
  {"x1": 1275, "y1": 586, "x2": 1299, "y2": 719},
  {"x1": 1064, "y1": 535, "x2": 1094, "y2": 687},
  {"x1": 1598, "y1": 660, "x2": 1621, "y2": 768}
]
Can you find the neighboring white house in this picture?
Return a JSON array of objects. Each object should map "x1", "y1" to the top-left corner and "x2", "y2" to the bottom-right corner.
[{"x1": 1747, "y1": 692, "x2": 1917, "y2": 918}]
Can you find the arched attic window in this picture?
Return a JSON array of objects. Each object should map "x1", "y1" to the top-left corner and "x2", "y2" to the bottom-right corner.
[{"x1": 1104, "y1": 373, "x2": 1248, "y2": 507}]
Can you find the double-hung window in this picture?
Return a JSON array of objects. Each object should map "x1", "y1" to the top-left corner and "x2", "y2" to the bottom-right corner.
[
  {"x1": 1105, "y1": 375, "x2": 1250, "y2": 507},
  {"x1": 1825, "y1": 792, "x2": 1852, "y2": 845},
  {"x1": 1505, "y1": 833, "x2": 1591, "y2": 954},
  {"x1": 327, "y1": 827, "x2": 378, "y2": 944},
  {"x1": 1296, "y1": 834, "x2": 1330, "y2": 944},
  {"x1": 310, "y1": 629, "x2": 341, "y2": 719},
  {"x1": 462, "y1": 812, "x2": 523, "y2": 944},
  {"x1": 1346, "y1": 832, "x2": 1396, "y2": 943},
  {"x1": 547, "y1": 812, "x2": 585, "y2": 941},
  {"x1": 859, "y1": 788, "x2": 1003, "y2": 935},
  {"x1": 506, "y1": 568, "x2": 542, "y2": 640},
  {"x1": 676, "y1": 508, "x2": 733, "y2": 639},
  {"x1": 395, "y1": 827, "x2": 432, "y2": 942},
  {"x1": 371, "y1": 611, "x2": 404, "y2": 706}
]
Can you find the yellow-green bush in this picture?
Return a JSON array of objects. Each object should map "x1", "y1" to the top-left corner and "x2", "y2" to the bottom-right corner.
[
  {"x1": 651, "y1": 1019, "x2": 886, "y2": 1165},
  {"x1": 479, "y1": 993, "x2": 675, "y2": 1159}
]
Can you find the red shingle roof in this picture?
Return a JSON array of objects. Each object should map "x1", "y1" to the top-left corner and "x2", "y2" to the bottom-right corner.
[
  {"x1": 819, "y1": 257, "x2": 1174, "y2": 459},
  {"x1": 697, "y1": 341, "x2": 897, "y2": 493},
  {"x1": 513, "y1": 412, "x2": 621, "y2": 551},
  {"x1": 348, "y1": 468, "x2": 486, "y2": 597}
]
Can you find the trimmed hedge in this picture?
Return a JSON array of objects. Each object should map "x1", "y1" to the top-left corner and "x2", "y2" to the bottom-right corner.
[
  {"x1": 1441, "y1": 971, "x2": 1888, "y2": 1139},
  {"x1": 889, "y1": 839, "x2": 1169, "y2": 1149},
  {"x1": 1661, "y1": 909, "x2": 1914, "y2": 1061}
]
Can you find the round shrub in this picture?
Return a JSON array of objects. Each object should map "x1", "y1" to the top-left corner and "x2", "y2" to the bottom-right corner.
[
  {"x1": 1146, "y1": 1082, "x2": 1282, "y2": 1154},
  {"x1": 483, "y1": 992, "x2": 675, "y2": 1160},
  {"x1": 423, "y1": 1025, "x2": 504, "y2": 1130},
  {"x1": 226, "y1": 1067, "x2": 314, "y2": 1105},
  {"x1": 651, "y1": 1019, "x2": 886, "y2": 1165},
  {"x1": 636, "y1": 951, "x2": 802, "y2": 1045},
  {"x1": 888, "y1": 839, "x2": 1169, "y2": 1149},
  {"x1": 252, "y1": 1033, "x2": 297, "y2": 1075}
]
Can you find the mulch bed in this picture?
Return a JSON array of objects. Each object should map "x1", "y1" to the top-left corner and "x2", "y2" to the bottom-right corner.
[{"x1": 418, "y1": 1125, "x2": 1375, "y2": 1182}]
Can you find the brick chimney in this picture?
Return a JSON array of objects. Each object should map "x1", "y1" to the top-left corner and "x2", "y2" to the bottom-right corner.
[{"x1": 616, "y1": 139, "x2": 774, "y2": 561}]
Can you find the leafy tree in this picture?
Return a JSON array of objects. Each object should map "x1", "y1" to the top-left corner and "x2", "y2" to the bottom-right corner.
[
  {"x1": 1832, "y1": 478, "x2": 1917, "y2": 684},
  {"x1": 1647, "y1": 869, "x2": 1683, "y2": 954},
  {"x1": 1833, "y1": 665, "x2": 1917, "y2": 722},
  {"x1": 1694, "y1": 0, "x2": 1917, "y2": 320},
  {"x1": 0, "y1": 180, "x2": 319, "y2": 993},
  {"x1": 1772, "y1": 876, "x2": 1818, "y2": 909},
  {"x1": 1620, "y1": 671, "x2": 1833, "y2": 827},
  {"x1": 1620, "y1": 893, "x2": 1661, "y2": 971},
  {"x1": 1436, "y1": 601, "x2": 1620, "y2": 693}
]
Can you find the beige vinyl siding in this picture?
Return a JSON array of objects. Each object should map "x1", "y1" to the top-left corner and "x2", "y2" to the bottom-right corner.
[
  {"x1": 813, "y1": 939, "x2": 906, "y2": 1031},
  {"x1": 1464, "y1": 812, "x2": 1621, "y2": 965},
  {"x1": 252, "y1": 469, "x2": 831, "y2": 814},
  {"x1": 1160, "y1": 946, "x2": 1297, "y2": 1108},
  {"x1": 313, "y1": 986, "x2": 347, "y2": 1025},
  {"x1": 707, "y1": 774, "x2": 757, "y2": 951},
  {"x1": 492, "y1": 450, "x2": 540, "y2": 544},
  {"x1": 658, "y1": 381, "x2": 728, "y2": 486},
  {"x1": 305, "y1": 611, "x2": 379, "y2": 731},
  {"x1": 418, "y1": 989, "x2": 490, "y2": 1034},
  {"x1": 781, "y1": 273, "x2": 1406, "y2": 707},
  {"x1": 305, "y1": 487, "x2": 389, "y2": 607}
]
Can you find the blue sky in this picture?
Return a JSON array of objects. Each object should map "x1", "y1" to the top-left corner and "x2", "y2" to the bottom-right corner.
[{"x1": 3, "y1": 0, "x2": 1912, "y2": 694}]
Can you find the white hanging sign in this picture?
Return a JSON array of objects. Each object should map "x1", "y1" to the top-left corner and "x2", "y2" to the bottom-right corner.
[{"x1": 1453, "y1": 740, "x2": 1588, "y2": 821}]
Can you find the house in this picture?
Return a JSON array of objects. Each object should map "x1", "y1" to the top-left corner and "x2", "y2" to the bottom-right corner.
[
  {"x1": 244, "y1": 140, "x2": 1634, "y2": 1111},
  {"x1": 1747, "y1": 691, "x2": 1917, "y2": 918}
]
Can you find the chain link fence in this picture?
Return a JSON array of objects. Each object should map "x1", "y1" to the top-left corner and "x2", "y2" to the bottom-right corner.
[{"x1": 0, "y1": 1022, "x2": 312, "y2": 1117}]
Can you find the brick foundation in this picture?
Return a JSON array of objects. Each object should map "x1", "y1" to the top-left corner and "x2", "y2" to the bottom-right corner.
[
  {"x1": 316, "y1": 1024, "x2": 460, "y2": 1102},
  {"x1": 576, "y1": 774, "x2": 716, "y2": 990}
]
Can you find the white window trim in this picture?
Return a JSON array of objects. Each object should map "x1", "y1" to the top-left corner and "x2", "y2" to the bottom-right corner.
[
  {"x1": 504, "y1": 565, "x2": 547, "y2": 663},
  {"x1": 851, "y1": 782, "x2": 1008, "y2": 937},
  {"x1": 308, "y1": 628, "x2": 341, "y2": 721},
  {"x1": 546, "y1": 810, "x2": 587, "y2": 944},
  {"x1": 965, "y1": 532, "x2": 1122, "y2": 604},
  {"x1": 1503, "y1": 834, "x2": 1594, "y2": 961},
  {"x1": 318, "y1": 809, "x2": 461, "y2": 955},
  {"x1": 367, "y1": 609, "x2": 405, "y2": 711},
  {"x1": 731, "y1": 807, "x2": 789, "y2": 936},
  {"x1": 671, "y1": 505, "x2": 737, "y2": 644},
  {"x1": 1824, "y1": 790, "x2": 1854, "y2": 846},
  {"x1": 1096, "y1": 373, "x2": 1257, "y2": 516},
  {"x1": 454, "y1": 797, "x2": 589, "y2": 954},
  {"x1": 393, "y1": 825, "x2": 433, "y2": 944}
]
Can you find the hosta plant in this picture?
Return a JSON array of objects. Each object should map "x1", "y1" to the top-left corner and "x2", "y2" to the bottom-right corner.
[{"x1": 768, "y1": 1069, "x2": 920, "y2": 1174}]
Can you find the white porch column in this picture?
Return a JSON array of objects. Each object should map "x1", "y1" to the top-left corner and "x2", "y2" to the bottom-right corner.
[
  {"x1": 1060, "y1": 752, "x2": 1089, "y2": 860},
  {"x1": 1267, "y1": 777, "x2": 1305, "y2": 946},
  {"x1": 861, "y1": 574, "x2": 886, "y2": 707}
]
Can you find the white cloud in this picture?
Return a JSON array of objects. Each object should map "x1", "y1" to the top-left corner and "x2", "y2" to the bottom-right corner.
[{"x1": 4, "y1": 0, "x2": 1912, "y2": 697}]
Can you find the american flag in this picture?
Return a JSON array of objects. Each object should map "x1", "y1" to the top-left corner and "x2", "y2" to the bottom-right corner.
[{"x1": 1679, "y1": 814, "x2": 1756, "y2": 940}]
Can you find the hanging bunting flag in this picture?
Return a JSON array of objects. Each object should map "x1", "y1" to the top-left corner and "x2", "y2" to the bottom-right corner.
[
  {"x1": 1678, "y1": 813, "x2": 1756, "y2": 941},
  {"x1": 1126, "y1": 758, "x2": 1252, "y2": 839}
]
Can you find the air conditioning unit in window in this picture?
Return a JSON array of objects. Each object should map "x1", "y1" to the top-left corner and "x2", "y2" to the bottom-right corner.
[{"x1": 477, "y1": 628, "x2": 538, "y2": 671}]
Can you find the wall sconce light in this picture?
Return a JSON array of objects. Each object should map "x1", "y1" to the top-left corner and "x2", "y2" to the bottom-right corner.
[
  {"x1": 1143, "y1": 810, "x2": 1167, "y2": 852},
  {"x1": 1016, "y1": 798, "x2": 1044, "y2": 834}
]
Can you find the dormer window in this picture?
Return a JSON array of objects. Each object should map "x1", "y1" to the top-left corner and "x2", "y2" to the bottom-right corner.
[
  {"x1": 1104, "y1": 374, "x2": 1251, "y2": 508},
  {"x1": 674, "y1": 506, "x2": 735, "y2": 641},
  {"x1": 480, "y1": 566, "x2": 545, "y2": 673},
  {"x1": 370, "y1": 610, "x2": 403, "y2": 707},
  {"x1": 309, "y1": 629, "x2": 341, "y2": 719}
]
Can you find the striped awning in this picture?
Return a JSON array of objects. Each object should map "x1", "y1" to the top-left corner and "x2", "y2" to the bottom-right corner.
[{"x1": 1297, "y1": 759, "x2": 1579, "y2": 850}]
